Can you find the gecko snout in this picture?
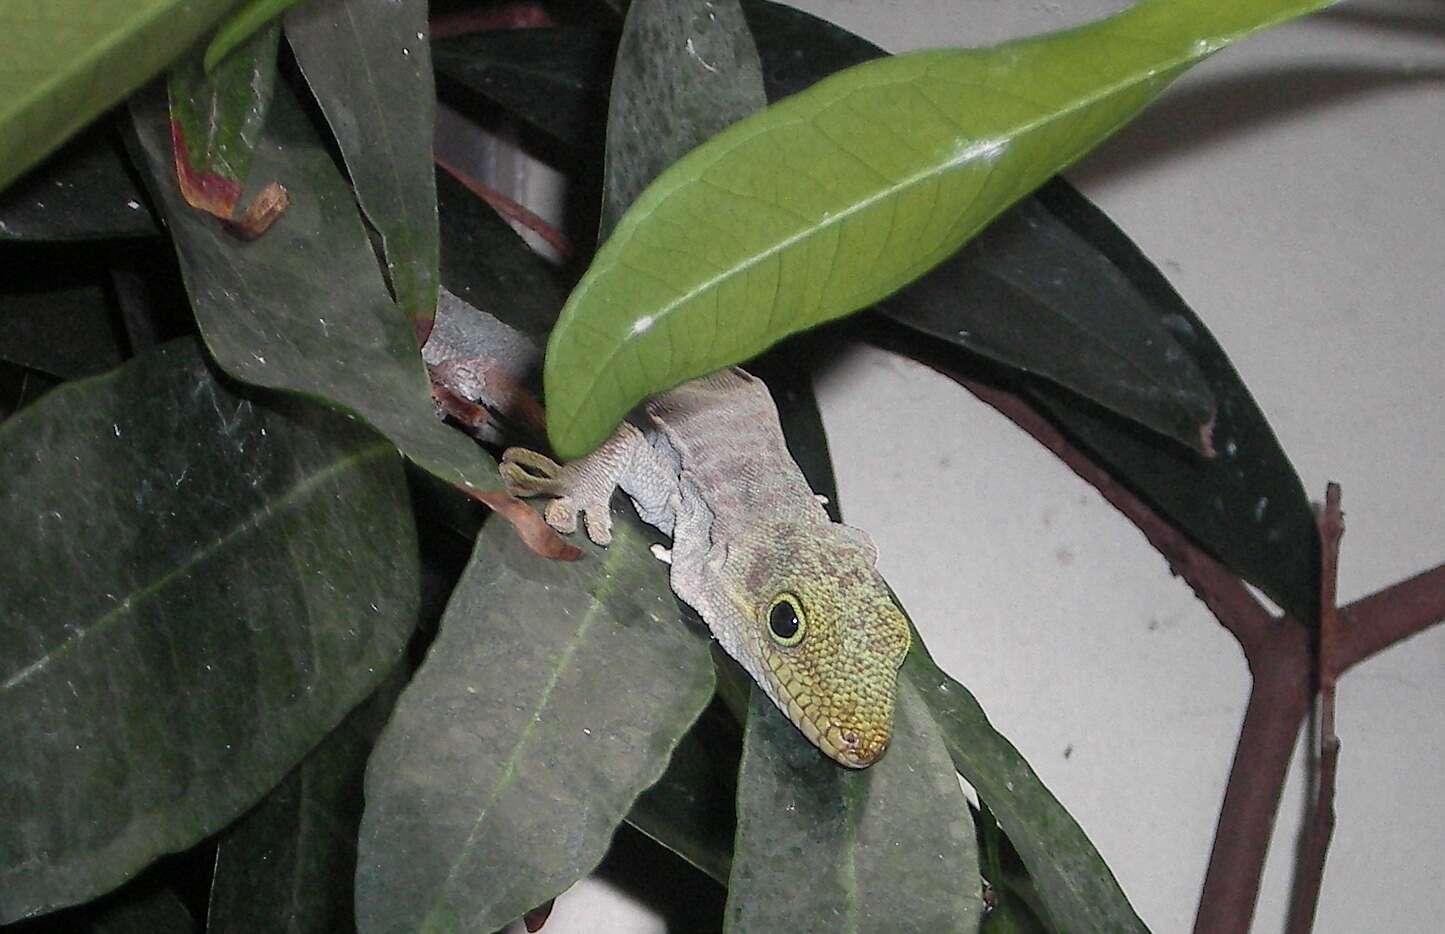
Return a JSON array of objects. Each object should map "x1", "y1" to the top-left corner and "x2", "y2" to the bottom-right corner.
[{"x1": 830, "y1": 726, "x2": 890, "y2": 769}]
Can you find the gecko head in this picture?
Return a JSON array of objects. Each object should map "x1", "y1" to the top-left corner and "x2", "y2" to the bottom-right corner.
[{"x1": 719, "y1": 520, "x2": 911, "y2": 768}]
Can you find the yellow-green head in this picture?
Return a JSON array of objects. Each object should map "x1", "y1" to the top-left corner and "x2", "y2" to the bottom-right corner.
[{"x1": 716, "y1": 520, "x2": 911, "y2": 767}]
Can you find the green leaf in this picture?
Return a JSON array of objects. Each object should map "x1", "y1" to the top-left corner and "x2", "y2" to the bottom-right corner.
[
  {"x1": 905, "y1": 632, "x2": 1147, "y2": 934},
  {"x1": 600, "y1": 0, "x2": 764, "y2": 238},
  {"x1": 427, "y1": 10, "x2": 1218, "y2": 456},
  {"x1": 204, "y1": 0, "x2": 304, "y2": 73},
  {"x1": 287, "y1": 0, "x2": 440, "y2": 341},
  {"x1": 431, "y1": 28, "x2": 613, "y2": 153},
  {"x1": 354, "y1": 513, "x2": 715, "y2": 934},
  {"x1": 0, "y1": 123, "x2": 157, "y2": 241},
  {"x1": 543, "y1": 0, "x2": 1336, "y2": 459},
  {"x1": 207, "y1": 667, "x2": 407, "y2": 934},
  {"x1": 0, "y1": 0, "x2": 241, "y2": 192},
  {"x1": 0, "y1": 339, "x2": 417, "y2": 921},
  {"x1": 726, "y1": 679, "x2": 981, "y2": 932},
  {"x1": 126, "y1": 81, "x2": 502, "y2": 494},
  {"x1": 166, "y1": 22, "x2": 280, "y2": 218}
]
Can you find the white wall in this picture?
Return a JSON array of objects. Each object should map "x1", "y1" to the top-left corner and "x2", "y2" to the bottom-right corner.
[{"x1": 538, "y1": 1, "x2": 1445, "y2": 930}]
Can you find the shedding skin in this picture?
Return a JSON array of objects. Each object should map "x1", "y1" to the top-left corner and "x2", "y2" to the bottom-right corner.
[{"x1": 501, "y1": 368, "x2": 910, "y2": 767}]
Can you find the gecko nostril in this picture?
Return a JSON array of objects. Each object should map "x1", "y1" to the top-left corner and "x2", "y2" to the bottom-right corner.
[{"x1": 842, "y1": 730, "x2": 859, "y2": 746}]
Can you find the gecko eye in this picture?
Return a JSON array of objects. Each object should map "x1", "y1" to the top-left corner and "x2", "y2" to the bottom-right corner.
[{"x1": 767, "y1": 594, "x2": 805, "y2": 646}]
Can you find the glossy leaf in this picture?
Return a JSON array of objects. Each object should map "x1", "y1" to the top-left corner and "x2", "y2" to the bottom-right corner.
[
  {"x1": 207, "y1": 668, "x2": 407, "y2": 934},
  {"x1": 0, "y1": 124, "x2": 157, "y2": 241},
  {"x1": 726, "y1": 680, "x2": 981, "y2": 932},
  {"x1": 600, "y1": 0, "x2": 764, "y2": 238},
  {"x1": 426, "y1": 7, "x2": 1216, "y2": 456},
  {"x1": 166, "y1": 24, "x2": 280, "y2": 221},
  {"x1": 355, "y1": 514, "x2": 715, "y2": 934},
  {"x1": 543, "y1": 0, "x2": 1337, "y2": 459},
  {"x1": 1021, "y1": 179, "x2": 1319, "y2": 622},
  {"x1": 431, "y1": 28, "x2": 613, "y2": 152},
  {"x1": 204, "y1": 0, "x2": 304, "y2": 72},
  {"x1": 0, "y1": 339, "x2": 417, "y2": 920},
  {"x1": 742, "y1": 0, "x2": 1317, "y2": 616},
  {"x1": 880, "y1": 190, "x2": 1220, "y2": 453},
  {"x1": 0, "y1": 0, "x2": 239, "y2": 192},
  {"x1": 127, "y1": 82, "x2": 503, "y2": 494},
  {"x1": 905, "y1": 632, "x2": 1147, "y2": 934},
  {"x1": 288, "y1": 0, "x2": 440, "y2": 341}
]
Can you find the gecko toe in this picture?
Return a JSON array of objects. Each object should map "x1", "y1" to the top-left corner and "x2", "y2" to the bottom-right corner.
[
  {"x1": 582, "y1": 507, "x2": 613, "y2": 546},
  {"x1": 544, "y1": 498, "x2": 579, "y2": 535}
]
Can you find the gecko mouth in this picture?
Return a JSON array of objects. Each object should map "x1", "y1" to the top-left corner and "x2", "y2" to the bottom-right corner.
[{"x1": 780, "y1": 692, "x2": 890, "y2": 768}]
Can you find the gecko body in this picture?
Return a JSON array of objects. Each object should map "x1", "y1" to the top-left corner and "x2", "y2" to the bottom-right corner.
[{"x1": 501, "y1": 368, "x2": 910, "y2": 767}]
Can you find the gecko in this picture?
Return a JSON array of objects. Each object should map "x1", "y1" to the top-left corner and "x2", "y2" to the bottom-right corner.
[{"x1": 500, "y1": 367, "x2": 911, "y2": 768}]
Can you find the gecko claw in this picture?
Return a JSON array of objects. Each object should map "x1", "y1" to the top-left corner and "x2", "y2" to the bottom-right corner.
[{"x1": 501, "y1": 444, "x2": 622, "y2": 546}]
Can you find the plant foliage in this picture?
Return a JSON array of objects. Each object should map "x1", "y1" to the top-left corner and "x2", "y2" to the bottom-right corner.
[{"x1": 0, "y1": 0, "x2": 1342, "y2": 931}]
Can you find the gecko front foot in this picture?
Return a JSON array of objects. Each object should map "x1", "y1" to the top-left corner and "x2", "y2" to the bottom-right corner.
[{"x1": 500, "y1": 422, "x2": 645, "y2": 547}]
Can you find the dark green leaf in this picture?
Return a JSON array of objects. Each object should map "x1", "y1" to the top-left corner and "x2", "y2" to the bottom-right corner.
[
  {"x1": 288, "y1": 0, "x2": 440, "y2": 340},
  {"x1": 600, "y1": 0, "x2": 764, "y2": 238},
  {"x1": 432, "y1": 28, "x2": 613, "y2": 152},
  {"x1": 0, "y1": 0, "x2": 239, "y2": 191},
  {"x1": 726, "y1": 679, "x2": 981, "y2": 932},
  {"x1": 12, "y1": 886, "x2": 196, "y2": 934},
  {"x1": 544, "y1": 0, "x2": 1337, "y2": 459},
  {"x1": 624, "y1": 701, "x2": 739, "y2": 885},
  {"x1": 436, "y1": 168, "x2": 570, "y2": 342},
  {"x1": 1020, "y1": 179, "x2": 1319, "y2": 622},
  {"x1": 0, "y1": 124, "x2": 157, "y2": 241},
  {"x1": 0, "y1": 270, "x2": 127, "y2": 378},
  {"x1": 355, "y1": 514, "x2": 714, "y2": 934},
  {"x1": 166, "y1": 23, "x2": 280, "y2": 218},
  {"x1": 983, "y1": 893, "x2": 1052, "y2": 934},
  {"x1": 881, "y1": 193, "x2": 1218, "y2": 455},
  {"x1": 905, "y1": 632, "x2": 1147, "y2": 934},
  {"x1": 742, "y1": 0, "x2": 883, "y2": 102},
  {"x1": 207, "y1": 667, "x2": 407, "y2": 934},
  {"x1": 0, "y1": 339, "x2": 417, "y2": 921},
  {"x1": 127, "y1": 81, "x2": 503, "y2": 494}
]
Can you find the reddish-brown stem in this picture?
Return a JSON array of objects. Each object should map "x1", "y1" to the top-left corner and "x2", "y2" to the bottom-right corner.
[
  {"x1": 924, "y1": 369, "x2": 1308, "y2": 932},
  {"x1": 1285, "y1": 486, "x2": 1345, "y2": 933},
  {"x1": 1337, "y1": 561, "x2": 1445, "y2": 671},
  {"x1": 435, "y1": 156, "x2": 574, "y2": 259},
  {"x1": 1194, "y1": 648, "x2": 1312, "y2": 934},
  {"x1": 946, "y1": 375, "x2": 1279, "y2": 649}
]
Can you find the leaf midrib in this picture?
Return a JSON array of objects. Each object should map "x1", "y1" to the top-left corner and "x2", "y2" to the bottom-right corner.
[{"x1": 0, "y1": 440, "x2": 395, "y2": 693}]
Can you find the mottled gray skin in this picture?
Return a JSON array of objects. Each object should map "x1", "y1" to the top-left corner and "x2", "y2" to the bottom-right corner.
[{"x1": 501, "y1": 368, "x2": 910, "y2": 767}]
